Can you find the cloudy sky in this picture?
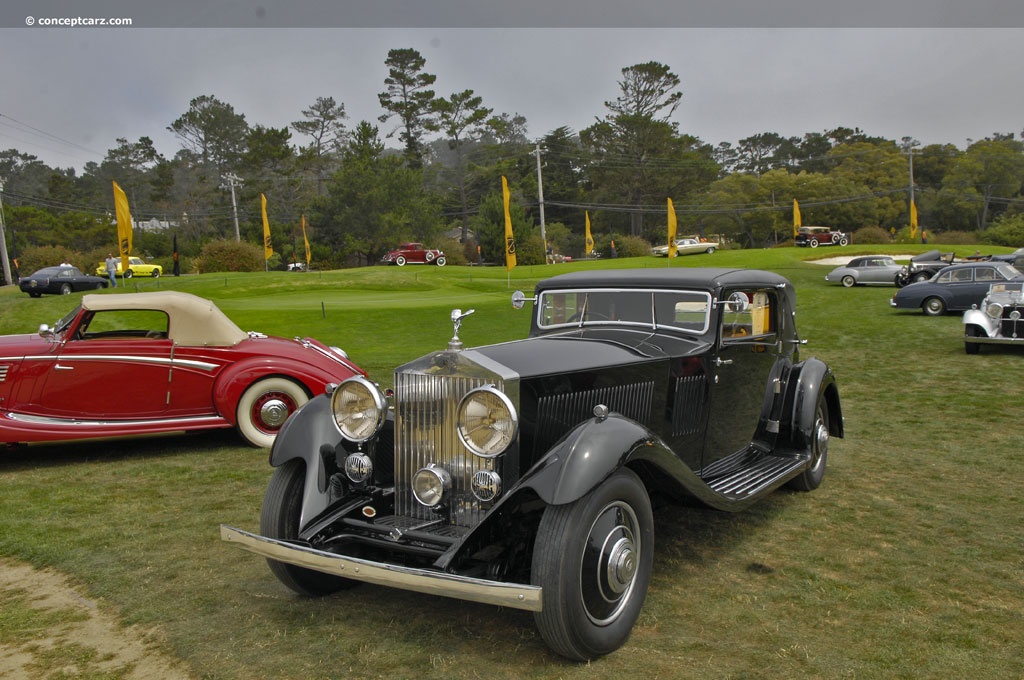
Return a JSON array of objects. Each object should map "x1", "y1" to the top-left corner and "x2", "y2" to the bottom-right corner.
[{"x1": 2, "y1": 0, "x2": 1024, "y2": 171}]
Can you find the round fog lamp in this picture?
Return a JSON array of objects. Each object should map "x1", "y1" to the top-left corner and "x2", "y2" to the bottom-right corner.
[
  {"x1": 412, "y1": 465, "x2": 451, "y2": 507},
  {"x1": 471, "y1": 469, "x2": 502, "y2": 502},
  {"x1": 457, "y1": 386, "x2": 517, "y2": 458},
  {"x1": 344, "y1": 453, "x2": 373, "y2": 483},
  {"x1": 331, "y1": 376, "x2": 387, "y2": 442}
]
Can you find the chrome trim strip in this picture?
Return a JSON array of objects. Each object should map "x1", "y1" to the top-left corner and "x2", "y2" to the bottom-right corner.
[
  {"x1": 220, "y1": 525, "x2": 542, "y2": 612},
  {"x1": 20, "y1": 355, "x2": 218, "y2": 371},
  {"x1": 5, "y1": 412, "x2": 224, "y2": 427}
]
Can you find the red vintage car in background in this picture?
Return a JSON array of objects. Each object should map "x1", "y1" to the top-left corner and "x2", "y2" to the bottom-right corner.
[
  {"x1": 0, "y1": 291, "x2": 365, "y2": 448},
  {"x1": 381, "y1": 243, "x2": 447, "y2": 267}
]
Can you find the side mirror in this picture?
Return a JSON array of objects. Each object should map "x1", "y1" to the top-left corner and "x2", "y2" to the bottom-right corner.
[
  {"x1": 511, "y1": 290, "x2": 535, "y2": 310},
  {"x1": 725, "y1": 292, "x2": 749, "y2": 313},
  {"x1": 38, "y1": 324, "x2": 53, "y2": 338}
]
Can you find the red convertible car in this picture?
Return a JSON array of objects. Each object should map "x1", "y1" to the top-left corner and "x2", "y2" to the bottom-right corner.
[
  {"x1": 381, "y1": 243, "x2": 447, "y2": 267},
  {"x1": 0, "y1": 291, "x2": 365, "y2": 448}
]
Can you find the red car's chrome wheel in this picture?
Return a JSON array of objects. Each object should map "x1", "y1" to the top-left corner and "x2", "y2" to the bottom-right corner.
[{"x1": 237, "y1": 378, "x2": 309, "y2": 447}]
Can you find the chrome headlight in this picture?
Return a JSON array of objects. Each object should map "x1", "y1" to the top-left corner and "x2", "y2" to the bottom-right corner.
[
  {"x1": 412, "y1": 464, "x2": 451, "y2": 507},
  {"x1": 456, "y1": 386, "x2": 518, "y2": 458},
  {"x1": 331, "y1": 376, "x2": 387, "y2": 442},
  {"x1": 986, "y1": 302, "x2": 1004, "y2": 319}
]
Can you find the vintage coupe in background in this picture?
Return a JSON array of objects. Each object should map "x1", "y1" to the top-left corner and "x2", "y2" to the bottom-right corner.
[
  {"x1": 890, "y1": 261, "x2": 1024, "y2": 316},
  {"x1": 381, "y1": 243, "x2": 447, "y2": 267},
  {"x1": 19, "y1": 266, "x2": 109, "y2": 297},
  {"x1": 895, "y1": 250, "x2": 957, "y2": 286},
  {"x1": 651, "y1": 237, "x2": 718, "y2": 257},
  {"x1": 0, "y1": 291, "x2": 364, "y2": 448},
  {"x1": 96, "y1": 256, "x2": 163, "y2": 278},
  {"x1": 825, "y1": 255, "x2": 905, "y2": 287},
  {"x1": 794, "y1": 226, "x2": 849, "y2": 248},
  {"x1": 963, "y1": 282, "x2": 1024, "y2": 354},
  {"x1": 222, "y1": 268, "x2": 843, "y2": 660}
]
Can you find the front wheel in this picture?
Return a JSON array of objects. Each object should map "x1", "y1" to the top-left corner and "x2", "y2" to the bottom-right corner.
[
  {"x1": 838, "y1": 237, "x2": 849, "y2": 246},
  {"x1": 964, "y1": 325, "x2": 983, "y2": 354},
  {"x1": 260, "y1": 459, "x2": 356, "y2": 596},
  {"x1": 809, "y1": 239, "x2": 819, "y2": 248},
  {"x1": 532, "y1": 468, "x2": 654, "y2": 661},
  {"x1": 435, "y1": 255, "x2": 447, "y2": 266},
  {"x1": 787, "y1": 395, "x2": 829, "y2": 491},
  {"x1": 922, "y1": 297, "x2": 946, "y2": 316},
  {"x1": 395, "y1": 255, "x2": 407, "y2": 266},
  {"x1": 841, "y1": 275, "x2": 856, "y2": 288},
  {"x1": 152, "y1": 269, "x2": 161, "y2": 278},
  {"x1": 236, "y1": 377, "x2": 309, "y2": 447}
]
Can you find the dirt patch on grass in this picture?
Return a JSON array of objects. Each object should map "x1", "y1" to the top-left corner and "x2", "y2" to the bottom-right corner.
[{"x1": 0, "y1": 559, "x2": 191, "y2": 679}]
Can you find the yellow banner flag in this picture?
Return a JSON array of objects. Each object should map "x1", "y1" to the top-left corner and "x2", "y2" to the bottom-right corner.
[
  {"x1": 301, "y1": 214, "x2": 311, "y2": 265},
  {"x1": 585, "y1": 211, "x2": 594, "y2": 256},
  {"x1": 501, "y1": 176, "x2": 516, "y2": 271},
  {"x1": 910, "y1": 198, "x2": 919, "y2": 239},
  {"x1": 112, "y1": 181, "x2": 133, "y2": 272},
  {"x1": 793, "y1": 199, "x2": 802, "y2": 238},
  {"x1": 261, "y1": 193, "x2": 273, "y2": 260},
  {"x1": 667, "y1": 198, "x2": 678, "y2": 258}
]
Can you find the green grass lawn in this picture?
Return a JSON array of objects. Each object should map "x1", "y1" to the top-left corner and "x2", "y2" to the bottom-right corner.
[{"x1": 1, "y1": 246, "x2": 1022, "y2": 679}]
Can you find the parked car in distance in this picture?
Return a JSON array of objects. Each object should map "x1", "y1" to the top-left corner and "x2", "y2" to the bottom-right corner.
[
  {"x1": 19, "y1": 266, "x2": 109, "y2": 297},
  {"x1": 222, "y1": 267, "x2": 843, "y2": 661},
  {"x1": 896, "y1": 250, "x2": 956, "y2": 286},
  {"x1": 381, "y1": 243, "x2": 446, "y2": 266},
  {"x1": 890, "y1": 261, "x2": 1024, "y2": 316},
  {"x1": 96, "y1": 256, "x2": 162, "y2": 278},
  {"x1": 962, "y1": 282, "x2": 1024, "y2": 354},
  {"x1": 0, "y1": 291, "x2": 365, "y2": 448},
  {"x1": 794, "y1": 226, "x2": 849, "y2": 248},
  {"x1": 651, "y1": 237, "x2": 718, "y2": 257},
  {"x1": 825, "y1": 255, "x2": 905, "y2": 287}
]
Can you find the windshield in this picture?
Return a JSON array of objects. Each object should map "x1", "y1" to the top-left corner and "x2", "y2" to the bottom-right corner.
[
  {"x1": 54, "y1": 305, "x2": 81, "y2": 334},
  {"x1": 537, "y1": 288, "x2": 712, "y2": 334}
]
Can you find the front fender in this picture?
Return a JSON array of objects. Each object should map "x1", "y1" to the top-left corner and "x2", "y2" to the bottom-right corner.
[
  {"x1": 962, "y1": 309, "x2": 995, "y2": 336},
  {"x1": 212, "y1": 358, "x2": 323, "y2": 424},
  {"x1": 786, "y1": 357, "x2": 843, "y2": 452},
  {"x1": 268, "y1": 394, "x2": 344, "y2": 528}
]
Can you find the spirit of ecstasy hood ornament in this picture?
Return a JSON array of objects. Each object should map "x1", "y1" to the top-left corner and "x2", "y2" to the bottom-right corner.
[{"x1": 448, "y1": 308, "x2": 475, "y2": 351}]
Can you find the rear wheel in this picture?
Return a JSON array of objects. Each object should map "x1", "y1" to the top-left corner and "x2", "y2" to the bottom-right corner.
[
  {"x1": 59, "y1": 283, "x2": 72, "y2": 295},
  {"x1": 532, "y1": 468, "x2": 653, "y2": 661},
  {"x1": 236, "y1": 377, "x2": 308, "y2": 447},
  {"x1": 788, "y1": 395, "x2": 829, "y2": 491},
  {"x1": 124, "y1": 269, "x2": 134, "y2": 279},
  {"x1": 260, "y1": 459, "x2": 356, "y2": 596},
  {"x1": 922, "y1": 297, "x2": 946, "y2": 316}
]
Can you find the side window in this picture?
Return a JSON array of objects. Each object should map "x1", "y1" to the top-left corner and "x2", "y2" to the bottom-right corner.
[
  {"x1": 722, "y1": 290, "x2": 775, "y2": 341},
  {"x1": 951, "y1": 269, "x2": 973, "y2": 283},
  {"x1": 975, "y1": 268, "x2": 997, "y2": 282},
  {"x1": 80, "y1": 310, "x2": 169, "y2": 339}
]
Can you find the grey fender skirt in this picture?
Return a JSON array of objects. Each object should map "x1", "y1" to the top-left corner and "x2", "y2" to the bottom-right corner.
[{"x1": 220, "y1": 525, "x2": 543, "y2": 612}]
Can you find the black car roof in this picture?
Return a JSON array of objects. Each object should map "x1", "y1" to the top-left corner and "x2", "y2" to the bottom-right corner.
[{"x1": 534, "y1": 267, "x2": 792, "y2": 293}]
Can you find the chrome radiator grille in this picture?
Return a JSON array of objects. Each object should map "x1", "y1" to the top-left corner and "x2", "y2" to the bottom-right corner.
[
  {"x1": 393, "y1": 371, "x2": 500, "y2": 526},
  {"x1": 1000, "y1": 307, "x2": 1024, "y2": 338}
]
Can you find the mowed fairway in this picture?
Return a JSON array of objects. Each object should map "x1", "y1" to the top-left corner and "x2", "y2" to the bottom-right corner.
[{"x1": 1, "y1": 248, "x2": 1022, "y2": 679}]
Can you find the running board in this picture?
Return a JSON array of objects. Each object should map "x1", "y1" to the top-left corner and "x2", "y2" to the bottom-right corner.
[{"x1": 702, "y1": 448, "x2": 808, "y2": 499}]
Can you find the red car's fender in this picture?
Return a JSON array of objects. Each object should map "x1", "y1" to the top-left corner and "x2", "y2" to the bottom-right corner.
[{"x1": 211, "y1": 357, "x2": 353, "y2": 426}]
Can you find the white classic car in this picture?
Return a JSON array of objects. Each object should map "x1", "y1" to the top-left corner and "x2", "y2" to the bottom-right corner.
[{"x1": 651, "y1": 238, "x2": 717, "y2": 257}]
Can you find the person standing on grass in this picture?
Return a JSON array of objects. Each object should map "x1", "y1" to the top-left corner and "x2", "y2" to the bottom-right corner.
[{"x1": 105, "y1": 254, "x2": 118, "y2": 287}]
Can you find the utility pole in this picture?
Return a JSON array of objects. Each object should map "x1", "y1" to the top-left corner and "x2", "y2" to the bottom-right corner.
[
  {"x1": 534, "y1": 144, "x2": 548, "y2": 262},
  {"x1": 221, "y1": 173, "x2": 243, "y2": 241},
  {"x1": 0, "y1": 178, "x2": 12, "y2": 286}
]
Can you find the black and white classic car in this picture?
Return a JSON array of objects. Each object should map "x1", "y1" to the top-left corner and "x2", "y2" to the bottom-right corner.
[{"x1": 222, "y1": 268, "x2": 844, "y2": 661}]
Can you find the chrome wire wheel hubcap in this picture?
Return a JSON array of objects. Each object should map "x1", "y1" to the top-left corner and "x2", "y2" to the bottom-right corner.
[{"x1": 581, "y1": 501, "x2": 641, "y2": 625}]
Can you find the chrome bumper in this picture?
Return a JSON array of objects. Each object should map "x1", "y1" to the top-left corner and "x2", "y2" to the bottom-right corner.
[{"x1": 220, "y1": 525, "x2": 543, "y2": 612}]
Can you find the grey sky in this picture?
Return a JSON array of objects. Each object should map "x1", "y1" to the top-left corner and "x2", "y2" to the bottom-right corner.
[{"x1": 2, "y1": 1, "x2": 1024, "y2": 171}]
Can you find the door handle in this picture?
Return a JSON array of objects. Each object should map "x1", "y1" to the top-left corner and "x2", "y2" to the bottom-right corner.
[
  {"x1": 54, "y1": 364, "x2": 74, "y2": 371},
  {"x1": 713, "y1": 357, "x2": 732, "y2": 367}
]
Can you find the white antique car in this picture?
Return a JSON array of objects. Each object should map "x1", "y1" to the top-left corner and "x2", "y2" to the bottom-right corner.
[
  {"x1": 962, "y1": 282, "x2": 1024, "y2": 354},
  {"x1": 651, "y1": 237, "x2": 717, "y2": 257}
]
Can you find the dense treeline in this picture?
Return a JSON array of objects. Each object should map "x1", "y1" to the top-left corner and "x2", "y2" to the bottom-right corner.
[{"x1": 3, "y1": 50, "x2": 1024, "y2": 276}]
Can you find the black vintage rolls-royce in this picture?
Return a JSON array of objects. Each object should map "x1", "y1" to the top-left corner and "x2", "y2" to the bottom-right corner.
[{"x1": 222, "y1": 268, "x2": 844, "y2": 661}]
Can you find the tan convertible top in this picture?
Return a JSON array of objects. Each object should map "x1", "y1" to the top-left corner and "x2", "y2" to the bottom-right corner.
[{"x1": 81, "y1": 291, "x2": 249, "y2": 346}]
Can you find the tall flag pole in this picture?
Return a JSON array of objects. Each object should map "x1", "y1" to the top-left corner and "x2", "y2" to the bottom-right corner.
[
  {"x1": 112, "y1": 181, "x2": 133, "y2": 274},
  {"x1": 910, "y1": 198, "x2": 919, "y2": 241},
  {"x1": 667, "y1": 198, "x2": 678, "y2": 262},
  {"x1": 261, "y1": 193, "x2": 273, "y2": 271},
  {"x1": 301, "y1": 214, "x2": 311, "y2": 268},
  {"x1": 793, "y1": 199, "x2": 802, "y2": 238},
  {"x1": 585, "y1": 211, "x2": 595, "y2": 257},
  {"x1": 501, "y1": 176, "x2": 516, "y2": 285}
]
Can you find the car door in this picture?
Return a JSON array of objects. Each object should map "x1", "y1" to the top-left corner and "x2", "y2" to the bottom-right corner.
[
  {"x1": 702, "y1": 288, "x2": 780, "y2": 470},
  {"x1": 29, "y1": 310, "x2": 172, "y2": 419}
]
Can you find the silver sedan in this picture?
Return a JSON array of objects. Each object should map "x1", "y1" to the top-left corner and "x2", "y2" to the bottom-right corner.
[{"x1": 825, "y1": 256, "x2": 905, "y2": 287}]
